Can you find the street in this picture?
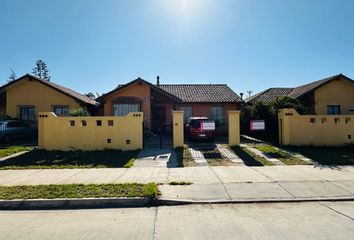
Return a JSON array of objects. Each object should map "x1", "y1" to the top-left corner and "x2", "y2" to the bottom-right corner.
[{"x1": 1, "y1": 201, "x2": 354, "y2": 240}]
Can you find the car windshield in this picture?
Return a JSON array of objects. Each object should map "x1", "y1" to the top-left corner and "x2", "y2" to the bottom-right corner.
[{"x1": 190, "y1": 119, "x2": 201, "y2": 128}]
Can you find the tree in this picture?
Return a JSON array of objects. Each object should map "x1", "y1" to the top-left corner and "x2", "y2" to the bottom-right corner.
[
  {"x1": 85, "y1": 92, "x2": 96, "y2": 100},
  {"x1": 8, "y1": 68, "x2": 17, "y2": 82},
  {"x1": 32, "y1": 59, "x2": 51, "y2": 81},
  {"x1": 272, "y1": 96, "x2": 307, "y2": 114}
]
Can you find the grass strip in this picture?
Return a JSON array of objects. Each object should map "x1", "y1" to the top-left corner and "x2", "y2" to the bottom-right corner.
[
  {"x1": 255, "y1": 144, "x2": 310, "y2": 165},
  {"x1": 0, "y1": 149, "x2": 139, "y2": 170},
  {"x1": 284, "y1": 145, "x2": 354, "y2": 165},
  {"x1": 0, "y1": 146, "x2": 30, "y2": 158},
  {"x1": 0, "y1": 183, "x2": 160, "y2": 200},
  {"x1": 241, "y1": 147, "x2": 274, "y2": 166}
]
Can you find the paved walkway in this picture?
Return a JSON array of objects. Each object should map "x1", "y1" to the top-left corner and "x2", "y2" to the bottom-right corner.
[
  {"x1": 134, "y1": 148, "x2": 177, "y2": 168},
  {"x1": 1, "y1": 165, "x2": 354, "y2": 202}
]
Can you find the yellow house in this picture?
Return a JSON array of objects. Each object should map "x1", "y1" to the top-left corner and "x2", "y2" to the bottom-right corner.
[
  {"x1": 0, "y1": 74, "x2": 97, "y2": 121},
  {"x1": 247, "y1": 74, "x2": 354, "y2": 115}
]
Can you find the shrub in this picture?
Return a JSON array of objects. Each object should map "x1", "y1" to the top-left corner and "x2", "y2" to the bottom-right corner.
[{"x1": 69, "y1": 107, "x2": 90, "y2": 116}]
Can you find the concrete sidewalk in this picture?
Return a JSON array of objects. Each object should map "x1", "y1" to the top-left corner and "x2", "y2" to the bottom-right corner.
[{"x1": 1, "y1": 165, "x2": 354, "y2": 202}]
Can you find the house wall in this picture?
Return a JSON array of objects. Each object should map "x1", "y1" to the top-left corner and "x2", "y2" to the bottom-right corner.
[
  {"x1": 38, "y1": 112, "x2": 143, "y2": 150},
  {"x1": 103, "y1": 81, "x2": 151, "y2": 122},
  {"x1": 6, "y1": 77, "x2": 80, "y2": 119},
  {"x1": 314, "y1": 79, "x2": 354, "y2": 114},
  {"x1": 278, "y1": 108, "x2": 353, "y2": 146},
  {"x1": 176, "y1": 103, "x2": 239, "y2": 133}
]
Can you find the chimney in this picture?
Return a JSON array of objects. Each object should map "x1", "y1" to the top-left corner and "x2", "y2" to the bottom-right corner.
[{"x1": 156, "y1": 76, "x2": 160, "y2": 86}]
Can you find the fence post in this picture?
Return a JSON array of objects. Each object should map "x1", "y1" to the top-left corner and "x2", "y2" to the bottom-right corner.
[
  {"x1": 228, "y1": 110, "x2": 240, "y2": 146},
  {"x1": 172, "y1": 111, "x2": 184, "y2": 148}
]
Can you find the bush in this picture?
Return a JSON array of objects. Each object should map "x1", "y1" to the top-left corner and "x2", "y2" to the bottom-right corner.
[{"x1": 69, "y1": 107, "x2": 90, "y2": 116}]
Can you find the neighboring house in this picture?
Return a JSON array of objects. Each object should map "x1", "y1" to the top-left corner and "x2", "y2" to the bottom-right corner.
[
  {"x1": 97, "y1": 77, "x2": 242, "y2": 133},
  {"x1": 0, "y1": 74, "x2": 97, "y2": 121},
  {"x1": 246, "y1": 74, "x2": 354, "y2": 115}
]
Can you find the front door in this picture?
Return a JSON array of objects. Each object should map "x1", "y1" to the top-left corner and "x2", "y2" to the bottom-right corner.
[
  {"x1": 144, "y1": 106, "x2": 172, "y2": 148},
  {"x1": 152, "y1": 106, "x2": 166, "y2": 123}
]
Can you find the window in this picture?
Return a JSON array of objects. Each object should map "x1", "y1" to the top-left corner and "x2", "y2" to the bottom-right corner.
[
  {"x1": 345, "y1": 118, "x2": 351, "y2": 124},
  {"x1": 113, "y1": 104, "x2": 140, "y2": 116},
  {"x1": 310, "y1": 118, "x2": 316, "y2": 124},
  {"x1": 108, "y1": 120, "x2": 114, "y2": 126},
  {"x1": 334, "y1": 118, "x2": 340, "y2": 124},
  {"x1": 321, "y1": 118, "x2": 327, "y2": 124},
  {"x1": 211, "y1": 106, "x2": 224, "y2": 125},
  {"x1": 81, "y1": 120, "x2": 87, "y2": 126},
  {"x1": 327, "y1": 105, "x2": 341, "y2": 115},
  {"x1": 180, "y1": 107, "x2": 192, "y2": 122},
  {"x1": 53, "y1": 106, "x2": 69, "y2": 116},
  {"x1": 96, "y1": 120, "x2": 102, "y2": 126},
  {"x1": 19, "y1": 106, "x2": 35, "y2": 121},
  {"x1": 69, "y1": 120, "x2": 75, "y2": 126}
]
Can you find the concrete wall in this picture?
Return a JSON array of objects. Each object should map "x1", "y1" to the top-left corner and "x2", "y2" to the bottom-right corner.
[
  {"x1": 38, "y1": 112, "x2": 143, "y2": 150},
  {"x1": 278, "y1": 108, "x2": 353, "y2": 146},
  {"x1": 6, "y1": 77, "x2": 80, "y2": 119},
  {"x1": 314, "y1": 78, "x2": 354, "y2": 115},
  {"x1": 228, "y1": 111, "x2": 240, "y2": 146},
  {"x1": 103, "y1": 81, "x2": 151, "y2": 122},
  {"x1": 172, "y1": 111, "x2": 184, "y2": 148}
]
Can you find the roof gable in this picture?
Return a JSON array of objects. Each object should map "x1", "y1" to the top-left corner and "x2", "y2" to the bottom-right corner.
[
  {"x1": 288, "y1": 74, "x2": 354, "y2": 98},
  {"x1": 98, "y1": 78, "x2": 181, "y2": 102},
  {"x1": 246, "y1": 88, "x2": 294, "y2": 103},
  {"x1": 1, "y1": 74, "x2": 97, "y2": 105}
]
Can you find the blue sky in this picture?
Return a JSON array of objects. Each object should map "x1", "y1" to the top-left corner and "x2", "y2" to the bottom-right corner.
[{"x1": 1, "y1": 0, "x2": 354, "y2": 97}]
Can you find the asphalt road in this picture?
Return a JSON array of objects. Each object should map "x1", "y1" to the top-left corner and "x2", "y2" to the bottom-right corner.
[{"x1": 1, "y1": 201, "x2": 354, "y2": 240}]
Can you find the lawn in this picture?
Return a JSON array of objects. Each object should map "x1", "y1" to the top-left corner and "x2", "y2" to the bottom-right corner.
[
  {"x1": 175, "y1": 144, "x2": 196, "y2": 167},
  {"x1": 230, "y1": 146, "x2": 272, "y2": 166},
  {"x1": 0, "y1": 149, "x2": 140, "y2": 170},
  {"x1": 255, "y1": 144, "x2": 311, "y2": 165},
  {"x1": 0, "y1": 146, "x2": 31, "y2": 158},
  {"x1": 0, "y1": 183, "x2": 160, "y2": 200},
  {"x1": 284, "y1": 146, "x2": 354, "y2": 165}
]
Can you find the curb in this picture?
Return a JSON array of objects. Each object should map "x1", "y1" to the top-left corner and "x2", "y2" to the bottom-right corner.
[
  {"x1": 0, "y1": 197, "x2": 151, "y2": 210},
  {"x1": 1, "y1": 196, "x2": 354, "y2": 210}
]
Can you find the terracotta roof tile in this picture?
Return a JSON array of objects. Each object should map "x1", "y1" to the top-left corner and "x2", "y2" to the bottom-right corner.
[{"x1": 158, "y1": 84, "x2": 242, "y2": 103}]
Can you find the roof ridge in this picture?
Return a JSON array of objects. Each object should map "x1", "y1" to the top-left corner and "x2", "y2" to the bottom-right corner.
[
  {"x1": 158, "y1": 83, "x2": 228, "y2": 86},
  {"x1": 12, "y1": 74, "x2": 97, "y2": 105}
]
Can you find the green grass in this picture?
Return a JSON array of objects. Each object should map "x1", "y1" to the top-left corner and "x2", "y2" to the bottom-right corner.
[
  {"x1": 175, "y1": 144, "x2": 196, "y2": 167},
  {"x1": 0, "y1": 149, "x2": 140, "y2": 170},
  {"x1": 0, "y1": 146, "x2": 30, "y2": 158},
  {"x1": 169, "y1": 181, "x2": 193, "y2": 185},
  {"x1": 255, "y1": 144, "x2": 310, "y2": 165},
  {"x1": 240, "y1": 146, "x2": 274, "y2": 166},
  {"x1": 284, "y1": 145, "x2": 354, "y2": 165},
  {"x1": 0, "y1": 183, "x2": 160, "y2": 200}
]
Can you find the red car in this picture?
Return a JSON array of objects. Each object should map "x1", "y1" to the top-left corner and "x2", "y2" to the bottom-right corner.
[{"x1": 186, "y1": 117, "x2": 216, "y2": 141}]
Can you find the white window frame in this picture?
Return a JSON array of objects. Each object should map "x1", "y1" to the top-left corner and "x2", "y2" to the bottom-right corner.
[
  {"x1": 113, "y1": 103, "x2": 140, "y2": 116},
  {"x1": 211, "y1": 106, "x2": 224, "y2": 125},
  {"x1": 53, "y1": 105, "x2": 69, "y2": 116},
  {"x1": 180, "y1": 106, "x2": 192, "y2": 122}
]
